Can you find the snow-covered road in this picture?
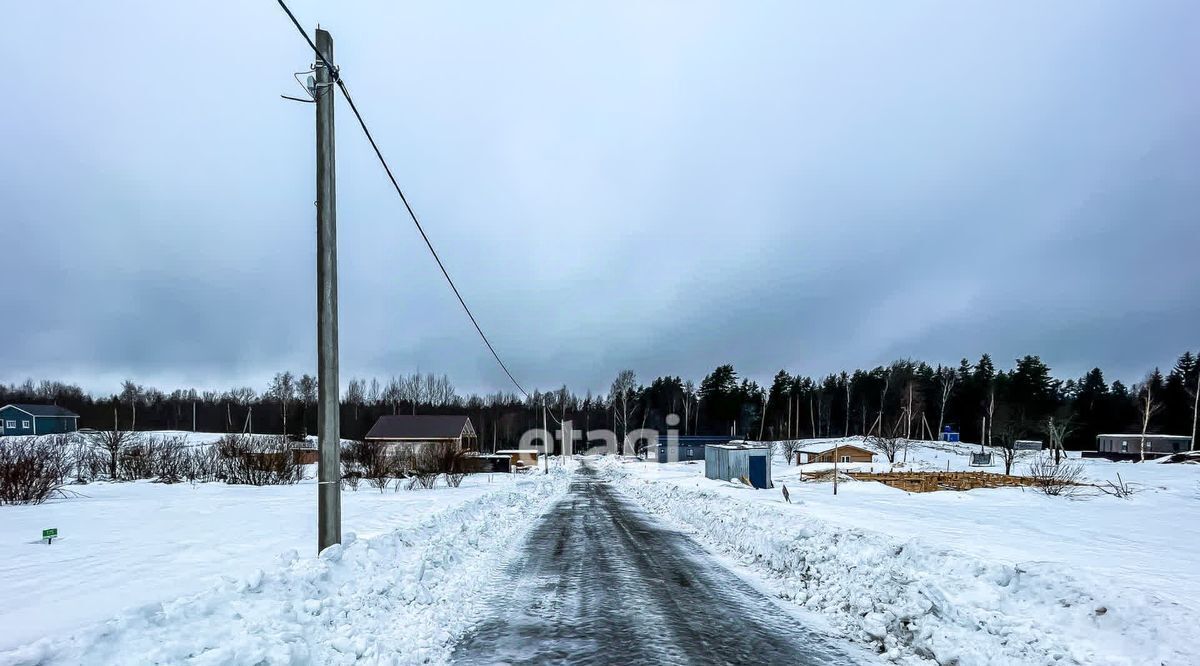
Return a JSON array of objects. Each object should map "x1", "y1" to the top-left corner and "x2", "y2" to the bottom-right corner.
[{"x1": 451, "y1": 464, "x2": 873, "y2": 665}]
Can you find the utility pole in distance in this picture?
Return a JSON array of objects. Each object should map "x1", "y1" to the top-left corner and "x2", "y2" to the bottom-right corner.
[{"x1": 314, "y1": 27, "x2": 341, "y2": 553}]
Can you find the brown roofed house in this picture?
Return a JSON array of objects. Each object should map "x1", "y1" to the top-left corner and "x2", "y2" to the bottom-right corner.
[{"x1": 364, "y1": 415, "x2": 478, "y2": 455}]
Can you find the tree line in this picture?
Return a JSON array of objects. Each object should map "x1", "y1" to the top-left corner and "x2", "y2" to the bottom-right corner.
[{"x1": 1, "y1": 351, "x2": 1196, "y2": 451}]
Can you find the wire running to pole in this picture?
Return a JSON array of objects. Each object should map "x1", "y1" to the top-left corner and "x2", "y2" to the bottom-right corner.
[{"x1": 275, "y1": 0, "x2": 530, "y2": 400}]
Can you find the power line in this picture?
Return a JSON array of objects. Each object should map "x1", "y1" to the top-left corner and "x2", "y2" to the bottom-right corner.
[{"x1": 275, "y1": 0, "x2": 530, "y2": 400}]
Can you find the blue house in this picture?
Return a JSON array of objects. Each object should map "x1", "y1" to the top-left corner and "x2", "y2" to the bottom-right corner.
[
  {"x1": 0, "y1": 404, "x2": 80, "y2": 436},
  {"x1": 656, "y1": 435, "x2": 734, "y2": 463}
]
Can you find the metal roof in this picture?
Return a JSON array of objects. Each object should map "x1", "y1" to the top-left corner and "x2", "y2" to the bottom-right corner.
[
  {"x1": 1097, "y1": 433, "x2": 1191, "y2": 440},
  {"x1": 364, "y1": 415, "x2": 473, "y2": 440},
  {"x1": 2, "y1": 403, "x2": 80, "y2": 418}
]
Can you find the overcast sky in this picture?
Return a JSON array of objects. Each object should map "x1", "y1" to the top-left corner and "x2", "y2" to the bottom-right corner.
[{"x1": 2, "y1": 1, "x2": 1197, "y2": 397}]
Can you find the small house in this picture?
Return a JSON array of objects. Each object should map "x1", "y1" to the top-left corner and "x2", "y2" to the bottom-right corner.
[
  {"x1": 495, "y1": 449, "x2": 539, "y2": 469},
  {"x1": 364, "y1": 415, "x2": 477, "y2": 455},
  {"x1": 655, "y1": 435, "x2": 732, "y2": 463},
  {"x1": 794, "y1": 442, "x2": 875, "y2": 465},
  {"x1": 1095, "y1": 434, "x2": 1191, "y2": 458},
  {"x1": 705, "y1": 443, "x2": 772, "y2": 489},
  {"x1": 0, "y1": 404, "x2": 80, "y2": 436},
  {"x1": 465, "y1": 454, "x2": 511, "y2": 473}
]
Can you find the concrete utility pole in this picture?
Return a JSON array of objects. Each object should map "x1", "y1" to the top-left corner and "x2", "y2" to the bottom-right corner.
[{"x1": 315, "y1": 27, "x2": 341, "y2": 553}]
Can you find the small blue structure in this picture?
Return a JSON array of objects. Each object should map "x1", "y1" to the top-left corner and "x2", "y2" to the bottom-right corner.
[
  {"x1": 656, "y1": 435, "x2": 732, "y2": 463},
  {"x1": 0, "y1": 404, "x2": 80, "y2": 436},
  {"x1": 705, "y1": 443, "x2": 772, "y2": 489},
  {"x1": 941, "y1": 425, "x2": 960, "y2": 443}
]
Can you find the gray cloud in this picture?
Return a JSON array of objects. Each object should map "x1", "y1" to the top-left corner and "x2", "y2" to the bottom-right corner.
[{"x1": 2, "y1": 1, "x2": 1197, "y2": 396}]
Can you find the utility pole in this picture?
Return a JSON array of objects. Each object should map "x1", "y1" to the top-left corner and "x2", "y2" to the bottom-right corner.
[
  {"x1": 542, "y1": 402, "x2": 549, "y2": 474},
  {"x1": 314, "y1": 27, "x2": 341, "y2": 553}
]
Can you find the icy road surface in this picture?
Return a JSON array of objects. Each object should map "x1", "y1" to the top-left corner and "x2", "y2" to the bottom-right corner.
[{"x1": 452, "y1": 465, "x2": 870, "y2": 665}]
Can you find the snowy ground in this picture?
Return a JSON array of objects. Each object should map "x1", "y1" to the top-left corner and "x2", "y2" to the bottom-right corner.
[
  {"x1": 1, "y1": 444, "x2": 570, "y2": 662},
  {"x1": 4, "y1": 432, "x2": 1197, "y2": 665},
  {"x1": 602, "y1": 439, "x2": 1200, "y2": 665}
]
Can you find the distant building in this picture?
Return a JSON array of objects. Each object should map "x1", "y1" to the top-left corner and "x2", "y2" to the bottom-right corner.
[
  {"x1": 1096, "y1": 434, "x2": 1191, "y2": 458},
  {"x1": 0, "y1": 404, "x2": 80, "y2": 436},
  {"x1": 655, "y1": 435, "x2": 733, "y2": 463},
  {"x1": 364, "y1": 415, "x2": 477, "y2": 454},
  {"x1": 794, "y1": 442, "x2": 875, "y2": 465},
  {"x1": 494, "y1": 449, "x2": 539, "y2": 469}
]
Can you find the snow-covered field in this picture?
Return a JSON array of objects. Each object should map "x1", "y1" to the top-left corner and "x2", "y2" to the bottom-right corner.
[
  {"x1": 4, "y1": 431, "x2": 1197, "y2": 665},
  {"x1": 0, "y1": 441, "x2": 572, "y2": 663},
  {"x1": 601, "y1": 439, "x2": 1200, "y2": 665}
]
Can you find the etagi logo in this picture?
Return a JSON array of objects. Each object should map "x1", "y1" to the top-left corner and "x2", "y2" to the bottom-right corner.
[{"x1": 517, "y1": 414, "x2": 689, "y2": 460}]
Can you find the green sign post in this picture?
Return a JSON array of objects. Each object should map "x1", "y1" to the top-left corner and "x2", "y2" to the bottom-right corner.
[{"x1": 42, "y1": 528, "x2": 57, "y2": 544}]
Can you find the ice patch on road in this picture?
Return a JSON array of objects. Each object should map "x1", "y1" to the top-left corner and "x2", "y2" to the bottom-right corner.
[
  {"x1": 0, "y1": 469, "x2": 572, "y2": 666},
  {"x1": 597, "y1": 460, "x2": 1193, "y2": 666}
]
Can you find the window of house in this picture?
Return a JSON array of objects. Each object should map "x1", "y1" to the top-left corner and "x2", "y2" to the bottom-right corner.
[
  {"x1": 1121, "y1": 441, "x2": 1128, "y2": 452},
  {"x1": 4, "y1": 420, "x2": 14, "y2": 429},
  {"x1": 841, "y1": 455, "x2": 851, "y2": 463},
  {"x1": 21, "y1": 420, "x2": 30, "y2": 429}
]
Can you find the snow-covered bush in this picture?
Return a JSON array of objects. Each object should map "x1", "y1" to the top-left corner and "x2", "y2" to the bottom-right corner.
[
  {"x1": 1026, "y1": 454, "x2": 1086, "y2": 496},
  {"x1": 84, "y1": 430, "x2": 141, "y2": 480},
  {"x1": 0, "y1": 437, "x2": 70, "y2": 505},
  {"x1": 69, "y1": 435, "x2": 106, "y2": 482},
  {"x1": 217, "y1": 434, "x2": 304, "y2": 486}
]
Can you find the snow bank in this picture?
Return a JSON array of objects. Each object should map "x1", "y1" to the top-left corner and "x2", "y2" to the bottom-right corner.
[
  {"x1": 597, "y1": 459, "x2": 1195, "y2": 666},
  {"x1": 0, "y1": 469, "x2": 572, "y2": 666}
]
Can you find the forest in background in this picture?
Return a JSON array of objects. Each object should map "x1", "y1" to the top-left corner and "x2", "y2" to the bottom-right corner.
[{"x1": 1, "y1": 351, "x2": 1196, "y2": 452}]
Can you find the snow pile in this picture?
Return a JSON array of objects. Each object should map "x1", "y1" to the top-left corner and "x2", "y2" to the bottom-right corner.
[
  {"x1": 0, "y1": 469, "x2": 571, "y2": 666},
  {"x1": 597, "y1": 460, "x2": 1194, "y2": 666}
]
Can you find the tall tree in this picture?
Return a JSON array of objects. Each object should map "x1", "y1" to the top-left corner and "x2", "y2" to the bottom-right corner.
[
  {"x1": 609, "y1": 369, "x2": 638, "y2": 449},
  {"x1": 268, "y1": 371, "x2": 296, "y2": 436},
  {"x1": 119, "y1": 380, "x2": 142, "y2": 431},
  {"x1": 699, "y1": 364, "x2": 741, "y2": 434}
]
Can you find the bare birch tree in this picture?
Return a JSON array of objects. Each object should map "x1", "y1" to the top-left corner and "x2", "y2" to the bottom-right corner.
[
  {"x1": 268, "y1": 371, "x2": 296, "y2": 437},
  {"x1": 682, "y1": 380, "x2": 695, "y2": 436},
  {"x1": 1190, "y1": 369, "x2": 1199, "y2": 452},
  {"x1": 1135, "y1": 378, "x2": 1162, "y2": 463},
  {"x1": 120, "y1": 380, "x2": 142, "y2": 431},
  {"x1": 610, "y1": 370, "x2": 637, "y2": 453}
]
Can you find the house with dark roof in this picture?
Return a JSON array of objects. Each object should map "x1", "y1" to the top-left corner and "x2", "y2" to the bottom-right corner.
[
  {"x1": 0, "y1": 404, "x2": 80, "y2": 436},
  {"x1": 364, "y1": 415, "x2": 477, "y2": 454}
]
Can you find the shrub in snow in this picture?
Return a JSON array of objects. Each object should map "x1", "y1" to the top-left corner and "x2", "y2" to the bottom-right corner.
[
  {"x1": 866, "y1": 435, "x2": 905, "y2": 463},
  {"x1": 84, "y1": 430, "x2": 141, "y2": 481},
  {"x1": 1026, "y1": 454, "x2": 1086, "y2": 497},
  {"x1": 116, "y1": 435, "x2": 194, "y2": 482},
  {"x1": 68, "y1": 435, "x2": 106, "y2": 483},
  {"x1": 0, "y1": 437, "x2": 70, "y2": 505},
  {"x1": 217, "y1": 434, "x2": 304, "y2": 486},
  {"x1": 1096, "y1": 473, "x2": 1137, "y2": 499}
]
